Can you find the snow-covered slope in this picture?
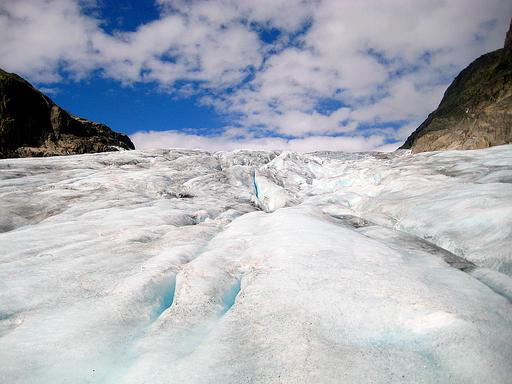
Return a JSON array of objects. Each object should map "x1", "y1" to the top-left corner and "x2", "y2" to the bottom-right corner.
[{"x1": 1, "y1": 145, "x2": 511, "y2": 383}]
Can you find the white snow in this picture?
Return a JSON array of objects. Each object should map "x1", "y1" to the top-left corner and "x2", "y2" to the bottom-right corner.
[{"x1": 0, "y1": 145, "x2": 511, "y2": 383}]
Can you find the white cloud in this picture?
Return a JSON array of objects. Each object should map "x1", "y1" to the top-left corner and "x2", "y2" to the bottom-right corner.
[
  {"x1": 1, "y1": 0, "x2": 510, "y2": 151},
  {"x1": 350, "y1": 78, "x2": 447, "y2": 124},
  {"x1": 131, "y1": 130, "x2": 388, "y2": 152},
  {"x1": 0, "y1": 0, "x2": 264, "y2": 87},
  {"x1": 158, "y1": 0, "x2": 318, "y2": 32},
  {"x1": 0, "y1": 0, "x2": 98, "y2": 81}
]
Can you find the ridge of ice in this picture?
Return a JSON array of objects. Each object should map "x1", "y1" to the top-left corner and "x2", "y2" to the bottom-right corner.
[{"x1": 1, "y1": 145, "x2": 511, "y2": 383}]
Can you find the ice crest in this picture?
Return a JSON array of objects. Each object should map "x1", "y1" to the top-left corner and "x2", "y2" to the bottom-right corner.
[{"x1": 1, "y1": 145, "x2": 512, "y2": 383}]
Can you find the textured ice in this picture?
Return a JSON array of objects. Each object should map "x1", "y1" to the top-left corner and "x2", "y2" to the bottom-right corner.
[{"x1": 1, "y1": 145, "x2": 511, "y2": 383}]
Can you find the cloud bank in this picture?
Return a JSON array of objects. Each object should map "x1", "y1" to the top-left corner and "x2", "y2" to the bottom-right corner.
[
  {"x1": 1, "y1": 0, "x2": 511, "y2": 151},
  {"x1": 130, "y1": 130, "x2": 394, "y2": 153}
]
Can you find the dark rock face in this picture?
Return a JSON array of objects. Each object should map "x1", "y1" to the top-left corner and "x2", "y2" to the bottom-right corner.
[
  {"x1": 0, "y1": 69, "x2": 135, "y2": 158},
  {"x1": 401, "y1": 20, "x2": 512, "y2": 153}
]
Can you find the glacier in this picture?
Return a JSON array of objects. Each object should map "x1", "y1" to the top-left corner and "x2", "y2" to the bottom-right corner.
[{"x1": 0, "y1": 145, "x2": 511, "y2": 383}]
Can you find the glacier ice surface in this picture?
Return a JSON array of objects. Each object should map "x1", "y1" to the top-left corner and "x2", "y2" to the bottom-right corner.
[{"x1": 1, "y1": 145, "x2": 512, "y2": 383}]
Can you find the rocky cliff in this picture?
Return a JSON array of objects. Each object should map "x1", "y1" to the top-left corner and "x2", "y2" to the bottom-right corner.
[
  {"x1": 0, "y1": 69, "x2": 135, "y2": 158},
  {"x1": 401, "y1": 20, "x2": 512, "y2": 153}
]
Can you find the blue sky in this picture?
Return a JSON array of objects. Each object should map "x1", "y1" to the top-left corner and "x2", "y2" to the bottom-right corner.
[
  {"x1": 1, "y1": 0, "x2": 511, "y2": 152},
  {"x1": 35, "y1": 0, "x2": 229, "y2": 138},
  {"x1": 45, "y1": 76, "x2": 227, "y2": 136}
]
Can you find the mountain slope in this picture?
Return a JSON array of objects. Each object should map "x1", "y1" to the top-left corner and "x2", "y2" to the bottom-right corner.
[
  {"x1": 401, "y1": 20, "x2": 512, "y2": 153},
  {"x1": 0, "y1": 69, "x2": 134, "y2": 158}
]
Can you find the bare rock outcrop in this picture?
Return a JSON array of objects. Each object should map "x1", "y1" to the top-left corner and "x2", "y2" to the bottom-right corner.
[
  {"x1": 0, "y1": 69, "x2": 134, "y2": 158},
  {"x1": 401, "y1": 20, "x2": 512, "y2": 153}
]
